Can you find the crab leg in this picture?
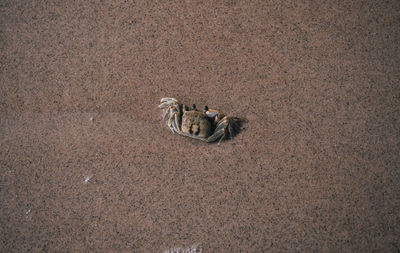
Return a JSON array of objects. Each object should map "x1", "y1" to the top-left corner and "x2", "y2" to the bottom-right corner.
[
  {"x1": 159, "y1": 98, "x2": 178, "y2": 108},
  {"x1": 218, "y1": 134, "x2": 226, "y2": 144},
  {"x1": 206, "y1": 120, "x2": 227, "y2": 141},
  {"x1": 205, "y1": 116, "x2": 235, "y2": 143},
  {"x1": 171, "y1": 112, "x2": 181, "y2": 133},
  {"x1": 215, "y1": 117, "x2": 229, "y2": 132},
  {"x1": 162, "y1": 106, "x2": 171, "y2": 121},
  {"x1": 159, "y1": 102, "x2": 174, "y2": 109},
  {"x1": 167, "y1": 108, "x2": 177, "y2": 131},
  {"x1": 206, "y1": 129, "x2": 226, "y2": 143},
  {"x1": 228, "y1": 124, "x2": 234, "y2": 139},
  {"x1": 160, "y1": 97, "x2": 177, "y2": 103},
  {"x1": 168, "y1": 116, "x2": 175, "y2": 132}
]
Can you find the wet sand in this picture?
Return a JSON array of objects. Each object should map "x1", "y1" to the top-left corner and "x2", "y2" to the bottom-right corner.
[{"x1": 1, "y1": 1, "x2": 399, "y2": 252}]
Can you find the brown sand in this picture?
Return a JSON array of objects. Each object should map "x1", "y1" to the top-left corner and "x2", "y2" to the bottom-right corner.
[{"x1": 1, "y1": 0, "x2": 399, "y2": 252}]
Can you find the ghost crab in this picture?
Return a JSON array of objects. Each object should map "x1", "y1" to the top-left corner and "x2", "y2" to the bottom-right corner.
[{"x1": 159, "y1": 97, "x2": 242, "y2": 144}]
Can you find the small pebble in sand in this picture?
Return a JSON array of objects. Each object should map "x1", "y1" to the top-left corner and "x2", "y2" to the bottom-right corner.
[
  {"x1": 90, "y1": 117, "x2": 94, "y2": 122},
  {"x1": 84, "y1": 175, "x2": 92, "y2": 183}
]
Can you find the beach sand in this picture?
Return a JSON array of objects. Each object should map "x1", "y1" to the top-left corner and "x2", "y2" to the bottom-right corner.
[{"x1": 1, "y1": 1, "x2": 399, "y2": 252}]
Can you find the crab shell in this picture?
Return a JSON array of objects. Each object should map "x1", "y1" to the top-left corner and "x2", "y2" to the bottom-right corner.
[
  {"x1": 181, "y1": 110, "x2": 212, "y2": 138},
  {"x1": 159, "y1": 97, "x2": 240, "y2": 143}
]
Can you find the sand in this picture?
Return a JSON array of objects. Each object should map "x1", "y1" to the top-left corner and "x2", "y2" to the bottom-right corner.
[{"x1": 1, "y1": 0, "x2": 399, "y2": 252}]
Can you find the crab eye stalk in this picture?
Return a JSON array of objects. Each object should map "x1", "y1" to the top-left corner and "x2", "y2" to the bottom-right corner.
[
  {"x1": 204, "y1": 105, "x2": 208, "y2": 112},
  {"x1": 192, "y1": 104, "x2": 196, "y2": 110}
]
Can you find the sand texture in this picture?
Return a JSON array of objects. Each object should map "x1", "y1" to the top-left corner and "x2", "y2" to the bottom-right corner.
[{"x1": 1, "y1": 0, "x2": 399, "y2": 252}]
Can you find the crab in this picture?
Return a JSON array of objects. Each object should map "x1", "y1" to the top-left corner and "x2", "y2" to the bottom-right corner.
[{"x1": 159, "y1": 97, "x2": 241, "y2": 143}]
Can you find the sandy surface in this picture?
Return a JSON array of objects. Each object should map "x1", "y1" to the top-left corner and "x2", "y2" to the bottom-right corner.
[{"x1": 1, "y1": 0, "x2": 399, "y2": 252}]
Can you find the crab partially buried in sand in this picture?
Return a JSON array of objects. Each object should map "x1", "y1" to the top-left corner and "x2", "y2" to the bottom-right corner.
[{"x1": 159, "y1": 97, "x2": 242, "y2": 144}]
